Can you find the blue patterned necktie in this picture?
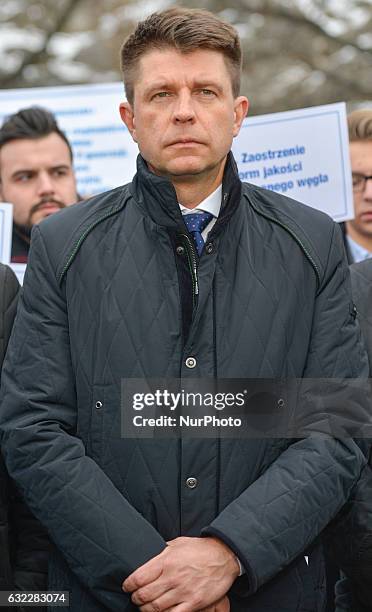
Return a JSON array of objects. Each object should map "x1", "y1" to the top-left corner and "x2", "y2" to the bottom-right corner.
[{"x1": 183, "y1": 211, "x2": 214, "y2": 256}]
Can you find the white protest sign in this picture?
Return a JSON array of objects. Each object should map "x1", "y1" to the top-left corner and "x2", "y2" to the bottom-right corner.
[
  {"x1": 0, "y1": 82, "x2": 138, "y2": 198},
  {"x1": 0, "y1": 203, "x2": 13, "y2": 264},
  {"x1": 9, "y1": 262, "x2": 27, "y2": 284},
  {"x1": 232, "y1": 102, "x2": 353, "y2": 222}
]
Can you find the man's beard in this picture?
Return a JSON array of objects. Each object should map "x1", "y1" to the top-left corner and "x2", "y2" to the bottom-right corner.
[
  {"x1": 14, "y1": 196, "x2": 67, "y2": 241},
  {"x1": 28, "y1": 196, "x2": 67, "y2": 228}
]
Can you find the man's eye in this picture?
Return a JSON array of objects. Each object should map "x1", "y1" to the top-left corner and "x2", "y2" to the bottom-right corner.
[
  {"x1": 153, "y1": 92, "x2": 171, "y2": 99},
  {"x1": 352, "y1": 174, "x2": 364, "y2": 187},
  {"x1": 53, "y1": 169, "x2": 68, "y2": 177},
  {"x1": 16, "y1": 173, "x2": 32, "y2": 182},
  {"x1": 200, "y1": 89, "x2": 215, "y2": 96}
]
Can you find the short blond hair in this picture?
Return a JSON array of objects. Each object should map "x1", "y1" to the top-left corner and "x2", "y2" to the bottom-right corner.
[{"x1": 348, "y1": 109, "x2": 372, "y2": 142}]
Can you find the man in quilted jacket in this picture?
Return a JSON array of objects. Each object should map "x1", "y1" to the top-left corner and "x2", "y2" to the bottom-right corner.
[{"x1": 0, "y1": 8, "x2": 369, "y2": 612}]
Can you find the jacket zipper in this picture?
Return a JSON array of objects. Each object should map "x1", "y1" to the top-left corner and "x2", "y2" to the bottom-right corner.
[
  {"x1": 180, "y1": 233, "x2": 199, "y2": 308},
  {"x1": 248, "y1": 199, "x2": 321, "y2": 289}
]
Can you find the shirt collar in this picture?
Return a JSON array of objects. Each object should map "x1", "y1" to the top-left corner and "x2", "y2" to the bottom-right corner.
[
  {"x1": 346, "y1": 234, "x2": 372, "y2": 263},
  {"x1": 179, "y1": 185, "x2": 222, "y2": 218}
]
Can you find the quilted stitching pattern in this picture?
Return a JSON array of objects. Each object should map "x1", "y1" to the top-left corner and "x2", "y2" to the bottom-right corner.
[{"x1": 0, "y1": 166, "x2": 368, "y2": 611}]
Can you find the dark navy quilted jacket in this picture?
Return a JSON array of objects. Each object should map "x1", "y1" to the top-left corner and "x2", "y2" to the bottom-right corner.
[{"x1": 0, "y1": 154, "x2": 368, "y2": 612}]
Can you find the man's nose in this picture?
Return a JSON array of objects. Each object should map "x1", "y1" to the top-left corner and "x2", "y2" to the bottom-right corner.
[
  {"x1": 37, "y1": 171, "x2": 55, "y2": 195},
  {"x1": 363, "y1": 177, "x2": 372, "y2": 200},
  {"x1": 172, "y1": 91, "x2": 196, "y2": 123}
]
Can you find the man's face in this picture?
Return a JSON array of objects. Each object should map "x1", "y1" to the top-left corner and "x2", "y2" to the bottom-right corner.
[
  {"x1": 348, "y1": 140, "x2": 372, "y2": 239},
  {"x1": 119, "y1": 48, "x2": 248, "y2": 180},
  {"x1": 0, "y1": 132, "x2": 77, "y2": 229}
]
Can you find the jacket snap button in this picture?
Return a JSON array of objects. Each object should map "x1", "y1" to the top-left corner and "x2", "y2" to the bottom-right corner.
[
  {"x1": 186, "y1": 477, "x2": 198, "y2": 489},
  {"x1": 176, "y1": 245, "x2": 185, "y2": 256},
  {"x1": 185, "y1": 356, "x2": 197, "y2": 368},
  {"x1": 277, "y1": 398, "x2": 285, "y2": 408},
  {"x1": 205, "y1": 242, "x2": 214, "y2": 254},
  {"x1": 95, "y1": 400, "x2": 103, "y2": 409}
]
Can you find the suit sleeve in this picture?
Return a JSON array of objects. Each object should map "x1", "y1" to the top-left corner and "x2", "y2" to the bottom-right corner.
[
  {"x1": 202, "y1": 223, "x2": 369, "y2": 595},
  {"x1": 0, "y1": 227, "x2": 166, "y2": 611}
]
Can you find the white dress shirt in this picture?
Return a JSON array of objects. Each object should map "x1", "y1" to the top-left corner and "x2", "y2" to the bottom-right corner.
[{"x1": 346, "y1": 234, "x2": 372, "y2": 263}]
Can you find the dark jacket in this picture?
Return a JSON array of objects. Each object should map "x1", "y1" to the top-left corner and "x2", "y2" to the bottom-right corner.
[
  {"x1": 0, "y1": 263, "x2": 19, "y2": 366},
  {"x1": 0, "y1": 154, "x2": 369, "y2": 612},
  {"x1": 0, "y1": 263, "x2": 48, "y2": 611},
  {"x1": 350, "y1": 260, "x2": 372, "y2": 357},
  {"x1": 330, "y1": 259, "x2": 372, "y2": 612},
  {"x1": 0, "y1": 263, "x2": 19, "y2": 594}
]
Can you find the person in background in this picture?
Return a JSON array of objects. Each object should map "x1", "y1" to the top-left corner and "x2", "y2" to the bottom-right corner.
[
  {"x1": 0, "y1": 107, "x2": 78, "y2": 263},
  {"x1": 326, "y1": 258, "x2": 372, "y2": 612},
  {"x1": 350, "y1": 259, "x2": 372, "y2": 356},
  {"x1": 0, "y1": 263, "x2": 19, "y2": 609},
  {"x1": 341, "y1": 110, "x2": 372, "y2": 263},
  {"x1": 0, "y1": 262, "x2": 48, "y2": 610},
  {"x1": 0, "y1": 263, "x2": 18, "y2": 366}
]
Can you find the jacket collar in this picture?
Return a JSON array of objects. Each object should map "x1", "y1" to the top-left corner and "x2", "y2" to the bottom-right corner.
[{"x1": 130, "y1": 151, "x2": 242, "y2": 232}]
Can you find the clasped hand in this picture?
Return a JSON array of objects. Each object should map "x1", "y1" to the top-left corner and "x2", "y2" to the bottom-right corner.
[{"x1": 122, "y1": 536, "x2": 240, "y2": 611}]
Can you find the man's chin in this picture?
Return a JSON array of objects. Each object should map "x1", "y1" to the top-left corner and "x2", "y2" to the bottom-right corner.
[
  {"x1": 164, "y1": 158, "x2": 214, "y2": 179},
  {"x1": 147, "y1": 154, "x2": 226, "y2": 180}
]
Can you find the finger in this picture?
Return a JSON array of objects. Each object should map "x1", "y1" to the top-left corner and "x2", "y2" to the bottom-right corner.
[
  {"x1": 137, "y1": 589, "x2": 182, "y2": 612},
  {"x1": 218, "y1": 596, "x2": 230, "y2": 612},
  {"x1": 123, "y1": 558, "x2": 163, "y2": 592},
  {"x1": 139, "y1": 588, "x2": 216, "y2": 612},
  {"x1": 150, "y1": 605, "x2": 193, "y2": 612},
  {"x1": 145, "y1": 606, "x2": 187, "y2": 612},
  {"x1": 131, "y1": 581, "x2": 173, "y2": 606}
]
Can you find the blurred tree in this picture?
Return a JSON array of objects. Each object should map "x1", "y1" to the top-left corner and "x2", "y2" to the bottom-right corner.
[{"x1": 0, "y1": 0, "x2": 371, "y2": 114}]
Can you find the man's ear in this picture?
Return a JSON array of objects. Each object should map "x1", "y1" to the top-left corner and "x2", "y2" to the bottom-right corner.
[
  {"x1": 232, "y1": 96, "x2": 249, "y2": 138},
  {"x1": 119, "y1": 102, "x2": 137, "y2": 142}
]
